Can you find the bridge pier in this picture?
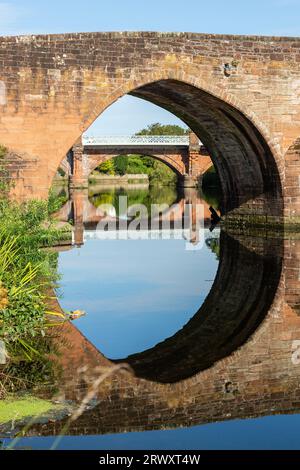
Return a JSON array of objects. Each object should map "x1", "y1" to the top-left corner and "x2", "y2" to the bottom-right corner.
[
  {"x1": 71, "y1": 188, "x2": 87, "y2": 247},
  {"x1": 69, "y1": 139, "x2": 89, "y2": 190}
]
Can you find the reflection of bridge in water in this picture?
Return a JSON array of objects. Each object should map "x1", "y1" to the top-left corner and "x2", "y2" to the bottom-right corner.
[
  {"x1": 56, "y1": 188, "x2": 217, "y2": 247},
  {"x1": 25, "y1": 230, "x2": 300, "y2": 438}
]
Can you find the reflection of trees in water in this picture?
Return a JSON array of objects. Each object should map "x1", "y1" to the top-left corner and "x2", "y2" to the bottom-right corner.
[
  {"x1": 90, "y1": 185, "x2": 179, "y2": 217},
  {"x1": 206, "y1": 237, "x2": 220, "y2": 260}
]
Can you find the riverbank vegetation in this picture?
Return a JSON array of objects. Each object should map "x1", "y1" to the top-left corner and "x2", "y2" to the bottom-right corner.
[
  {"x1": 90, "y1": 185, "x2": 179, "y2": 216},
  {"x1": 0, "y1": 147, "x2": 70, "y2": 399},
  {"x1": 0, "y1": 395, "x2": 66, "y2": 426},
  {"x1": 0, "y1": 199, "x2": 67, "y2": 398},
  {"x1": 94, "y1": 154, "x2": 178, "y2": 186}
]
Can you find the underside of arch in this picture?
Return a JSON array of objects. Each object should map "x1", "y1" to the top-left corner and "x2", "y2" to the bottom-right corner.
[{"x1": 129, "y1": 79, "x2": 283, "y2": 219}]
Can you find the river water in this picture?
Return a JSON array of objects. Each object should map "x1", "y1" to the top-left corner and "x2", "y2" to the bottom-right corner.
[{"x1": 2, "y1": 184, "x2": 300, "y2": 450}]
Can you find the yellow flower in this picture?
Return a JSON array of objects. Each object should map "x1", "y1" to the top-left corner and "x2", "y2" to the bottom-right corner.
[{"x1": 0, "y1": 282, "x2": 8, "y2": 310}]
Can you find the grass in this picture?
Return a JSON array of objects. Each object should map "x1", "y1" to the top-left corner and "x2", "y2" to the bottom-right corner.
[
  {"x1": 0, "y1": 395, "x2": 64, "y2": 425},
  {"x1": 0, "y1": 183, "x2": 71, "y2": 398}
]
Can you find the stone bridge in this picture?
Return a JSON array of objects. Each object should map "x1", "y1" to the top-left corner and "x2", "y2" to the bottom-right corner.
[
  {"x1": 1, "y1": 32, "x2": 300, "y2": 226},
  {"x1": 21, "y1": 231, "x2": 300, "y2": 438},
  {"x1": 64, "y1": 132, "x2": 212, "y2": 188}
]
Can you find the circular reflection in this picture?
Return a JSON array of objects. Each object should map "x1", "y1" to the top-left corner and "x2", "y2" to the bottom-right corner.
[
  {"x1": 57, "y1": 184, "x2": 282, "y2": 384},
  {"x1": 113, "y1": 231, "x2": 282, "y2": 382},
  {"x1": 58, "y1": 228, "x2": 219, "y2": 360}
]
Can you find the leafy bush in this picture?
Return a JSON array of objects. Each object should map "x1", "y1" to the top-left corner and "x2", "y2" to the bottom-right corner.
[
  {"x1": 136, "y1": 123, "x2": 189, "y2": 135},
  {"x1": 97, "y1": 159, "x2": 115, "y2": 175},
  {"x1": 0, "y1": 196, "x2": 65, "y2": 346}
]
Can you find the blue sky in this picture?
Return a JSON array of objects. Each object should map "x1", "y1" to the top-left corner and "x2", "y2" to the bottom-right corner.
[
  {"x1": 1, "y1": 0, "x2": 299, "y2": 37},
  {"x1": 1, "y1": 0, "x2": 299, "y2": 133}
]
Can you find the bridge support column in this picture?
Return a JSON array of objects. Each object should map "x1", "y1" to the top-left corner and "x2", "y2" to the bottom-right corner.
[
  {"x1": 179, "y1": 133, "x2": 212, "y2": 187},
  {"x1": 71, "y1": 189, "x2": 87, "y2": 246},
  {"x1": 69, "y1": 139, "x2": 89, "y2": 189}
]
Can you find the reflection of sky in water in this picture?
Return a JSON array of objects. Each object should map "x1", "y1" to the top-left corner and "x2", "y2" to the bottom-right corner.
[
  {"x1": 7, "y1": 414, "x2": 300, "y2": 450},
  {"x1": 58, "y1": 237, "x2": 218, "y2": 359}
]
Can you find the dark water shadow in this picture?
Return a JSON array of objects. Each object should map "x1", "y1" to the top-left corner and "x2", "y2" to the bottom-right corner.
[{"x1": 112, "y1": 231, "x2": 282, "y2": 383}]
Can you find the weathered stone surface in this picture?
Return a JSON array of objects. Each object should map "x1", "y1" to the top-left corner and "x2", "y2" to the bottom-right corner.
[{"x1": 0, "y1": 32, "x2": 300, "y2": 224}]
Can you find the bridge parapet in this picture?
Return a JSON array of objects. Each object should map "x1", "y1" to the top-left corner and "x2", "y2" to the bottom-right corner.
[{"x1": 83, "y1": 135, "x2": 191, "y2": 147}]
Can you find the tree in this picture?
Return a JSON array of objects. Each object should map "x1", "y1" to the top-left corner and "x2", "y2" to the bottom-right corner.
[
  {"x1": 99, "y1": 123, "x2": 189, "y2": 184},
  {"x1": 136, "y1": 122, "x2": 189, "y2": 136},
  {"x1": 97, "y1": 159, "x2": 115, "y2": 175},
  {"x1": 113, "y1": 155, "x2": 128, "y2": 175}
]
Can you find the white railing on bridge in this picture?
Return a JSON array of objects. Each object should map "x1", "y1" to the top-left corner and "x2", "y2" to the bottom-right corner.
[{"x1": 82, "y1": 135, "x2": 190, "y2": 146}]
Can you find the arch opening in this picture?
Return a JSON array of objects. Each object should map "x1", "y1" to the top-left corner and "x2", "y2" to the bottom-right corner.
[
  {"x1": 54, "y1": 78, "x2": 283, "y2": 222},
  {"x1": 127, "y1": 79, "x2": 283, "y2": 218},
  {"x1": 88, "y1": 152, "x2": 183, "y2": 181},
  {"x1": 110, "y1": 231, "x2": 282, "y2": 383}
]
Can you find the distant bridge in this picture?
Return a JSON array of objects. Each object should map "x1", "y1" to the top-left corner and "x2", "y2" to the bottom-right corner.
[{"x1": 58, "y1": 132, "x2": 212, "y2": 189}]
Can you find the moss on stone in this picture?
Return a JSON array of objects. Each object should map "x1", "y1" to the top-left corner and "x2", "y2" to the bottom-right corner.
[{"x1": 0, "y1": 395, "x2": 64, "y2": 425}]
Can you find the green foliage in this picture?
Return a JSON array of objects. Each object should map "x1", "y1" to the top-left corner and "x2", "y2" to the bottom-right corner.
[
  {"x1": 206, "y1": 237, "x2": 220, "y2": 260},
  {"x1": 48, "y1": 188, "x2": 68, "y2": 214},
  {"x1": 136, "y1": 122, "x2": 189, "y2": 135},
  {"x1": 0, "y1": 187, "x2": 70, "y2": 401},
  {"x1": 0, "y1": 396, "x2": 64, "y2": 424},
  {"x1": 97, "y1": 159, "x2": 115, "y2": 175},
  {"x1": 148, "y1": 160, "x2": 177, "y2": 186},
  {"x1": 0, "y1": 197, "x2": 64, "y2": 345},
  {"x1": 96, "y1": 154, "x2": 177, "y2": 186},
  {"x1": 1, "y1": 332, "x2": 60, "y2": 398},
  {"x1": 90, "y1": 185, "x2": 178, "y2": 217},
  {"x1": 94, "y1": 124, "x2": 188, "y2": 185},
  {"x1": 112, "y1": 155, "x2": 128, "y2": 175}
]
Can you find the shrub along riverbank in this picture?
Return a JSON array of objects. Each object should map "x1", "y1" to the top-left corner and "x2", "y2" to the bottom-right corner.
[{"x1": 0, "y1": 189, "x2": 71, "y2": 399}]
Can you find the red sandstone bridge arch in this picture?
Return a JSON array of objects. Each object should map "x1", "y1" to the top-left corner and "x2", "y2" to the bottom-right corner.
[
  {"x1": 66, "y1": 75, "x2": 284, "y2": 220},
  {"x1": 2, "y1": 32, "x2": 300, "y2": 225}
]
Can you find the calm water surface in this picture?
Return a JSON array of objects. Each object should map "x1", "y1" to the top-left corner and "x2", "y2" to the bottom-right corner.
[{"x1": 2, "y1": 185, "x2": 300, "y2": 450}]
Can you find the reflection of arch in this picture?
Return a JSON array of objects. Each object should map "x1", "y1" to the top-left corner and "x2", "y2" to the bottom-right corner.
[
  {"x1": 54, "y1": 230, "x2": 281, "y2": 384},
  {"x1": 109, "y1": 231, "x2": 281, "y2": 382},
  {"x1": 88, "y1": 151, "x2": 186, "y2": 177},
  {"x1": 28, "y1": 232, "x2": 290, "y2": 438}
]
